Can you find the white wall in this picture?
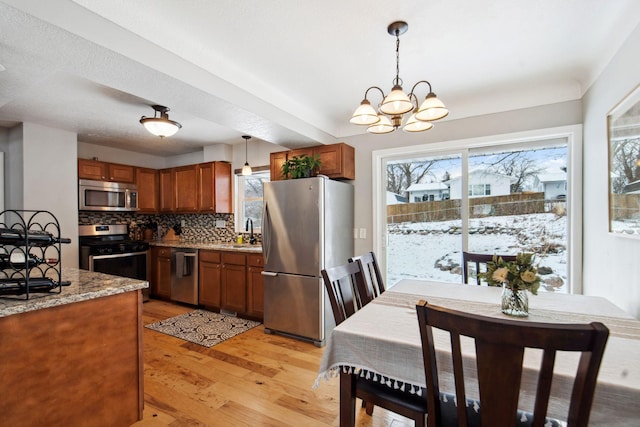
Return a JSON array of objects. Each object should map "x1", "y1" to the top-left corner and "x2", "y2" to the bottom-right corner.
[
  {"x1": 582, "y1": 23, "x2": 640, "y2": 318},
  {"x1": 5, "y1": 123, "x2": 79, "y2": 267}
]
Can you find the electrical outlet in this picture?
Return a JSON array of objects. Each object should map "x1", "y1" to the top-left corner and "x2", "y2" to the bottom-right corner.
[
  {"x1": 215, "y1": 220, "x2": 226, "y2": 228},
  {"x1": 181, "y1": 220, "x2": 186, "y2": 227},
  {"x1": 353, "y1": 228, "x2": 358, "y2": 239},
  {"x1": 359, "y1": 228, "x2": 366, "y2": 239}
]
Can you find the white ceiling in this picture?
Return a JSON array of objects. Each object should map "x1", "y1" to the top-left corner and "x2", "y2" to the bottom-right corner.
[{"x1": 1, "y1": 0, "x2": 639, "y2": 156}]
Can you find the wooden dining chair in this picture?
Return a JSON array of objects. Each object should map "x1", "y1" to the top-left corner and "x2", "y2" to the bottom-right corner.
[
  {"x1": 348, "y1": 251, "x2": 385, "y2": 307},
  {"x1": 462, "y1": 251, "x2": 517, "y2": 285},
  {"x1": 415, "y1": 300, "x2": 609, "y2": 427},
  {"x1": 321, "y1": 262, "x2": 364, "y2": 325},
  {"x1": 322, "y1": 263, "x2": 428, "y2": 426}
]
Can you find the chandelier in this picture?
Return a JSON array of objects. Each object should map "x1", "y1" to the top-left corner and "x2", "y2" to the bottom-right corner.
[
  {"x1": 350, "y1": 21, "x2": 449, "y2": 134},
  {"x1": 140, "y1": 105, "x2": 182, "y2": 138}
]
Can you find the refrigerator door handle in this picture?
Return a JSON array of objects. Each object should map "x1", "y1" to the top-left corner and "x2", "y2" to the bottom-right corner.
[
  {"x1": 263, "y1": 202, "x2": 271, "y2": 261},
  {"x1": 261, "y1": 271, "x2": 278, "y2": 277}
]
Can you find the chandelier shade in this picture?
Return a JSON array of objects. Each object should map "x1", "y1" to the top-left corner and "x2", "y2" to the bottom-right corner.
[
  {"x1": 367, "y1": 115, "x2": 395, "y2": 134},
  {"x1": 349, "y1": 99, "x2": 381, "y2": 125},
  {"x1": 140, "y1": 105, "x2": 182, "y2": 138},
  {"x1": 380, "y1": 84, "x2": 413, "y2": 115},
  {"x1": 350, "y1": 21, "x2": 449, "y2": 134}
]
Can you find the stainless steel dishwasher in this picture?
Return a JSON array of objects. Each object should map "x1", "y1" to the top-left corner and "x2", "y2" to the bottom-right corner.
[{"x1": 171, "y1": 248, "x2": 198, "y2": 304}]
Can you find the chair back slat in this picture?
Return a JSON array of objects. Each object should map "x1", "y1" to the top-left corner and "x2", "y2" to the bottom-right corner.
[
  {"x1": 349, "y1": 252, "x2": 385, "y2": 306},
  {"x1": 416, "y1": 301, "x2": 609, "y2": 427},
  {"x1": 462, "y1": 252, "x2": 517, "y2": 285}
]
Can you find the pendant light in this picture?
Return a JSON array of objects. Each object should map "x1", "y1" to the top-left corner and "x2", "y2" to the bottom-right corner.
[
  {"x1": 241, "y1": 135, "x2": 252, "y2": 176},
  {"x1": 350, "y1": 21, "x2": 449, "y2": 134},
  {"x1": 140, "y1": 105, "x2": 182, "y2": 138}
]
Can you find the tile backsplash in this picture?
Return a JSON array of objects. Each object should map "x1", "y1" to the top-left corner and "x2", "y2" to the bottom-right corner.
[{"x1": 78, "y1": 212, "x2": 261, "y2": 243}]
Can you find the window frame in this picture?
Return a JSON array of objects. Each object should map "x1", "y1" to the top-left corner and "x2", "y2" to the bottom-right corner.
[
  {"x1": 234, "y1": 166, "x2": 270, "y2": 234},
  {"x1": 372, "y1": 125, "x2": 583, "y2": 293}
]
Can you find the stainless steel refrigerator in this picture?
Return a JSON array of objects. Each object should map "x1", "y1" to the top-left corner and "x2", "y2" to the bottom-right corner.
[{"x1": 262, "y1": 177, "x2": 354, "y2": 346}]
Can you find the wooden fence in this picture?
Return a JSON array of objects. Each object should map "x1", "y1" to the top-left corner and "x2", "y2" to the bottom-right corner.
[
  {"x1": 387, "y1": 192, "x2": 551, "y2": 223},
  {"x1": 610, "y1": 193, "x2": 640, "y2": 220}
]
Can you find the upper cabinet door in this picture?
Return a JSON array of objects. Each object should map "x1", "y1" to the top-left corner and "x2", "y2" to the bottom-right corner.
[
  {"x1": 197, "y1": 162, "x2": 215, "y2": 212},
  {"x1": 213, "y1": 161, "x2": 231, "y2": 213},
  {"x1": 270, "y1": 152, "x2": 287, "y2": 181},
  {"x1": 314, "y1": 143, "x2": 355, "y2": 179},
  {"x1": 78, "y1": 159, "x2": 107, "y2": 181},
  {"x1": 107, "y1": 163, "x2": 135, "y2": 183},
  {"x1": 159, "y1": 168, "x2": 175, "y2": 212},
  {"x1": 174, "y1": 165, "x2": 198, "y2": 213},
  {"x1": 197, "y1": 161, "x2": 231, "y2": 213},
  {"x1": 136, "y1": 167, "x2": 159, "y2": 213}
]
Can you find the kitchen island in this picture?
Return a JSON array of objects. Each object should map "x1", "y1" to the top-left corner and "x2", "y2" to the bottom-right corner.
[{"x1": 0, "y1": 267, "x2": 147, "y2": 427}]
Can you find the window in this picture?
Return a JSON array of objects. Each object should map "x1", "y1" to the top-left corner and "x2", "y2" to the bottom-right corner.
[
  {"x1": 235, "y1": 169, "x2": 270, "y2": 232},
  {"x1": 374, "y1": 125, "x2": 582, "y2": 294},
  {"x1": 469, "y1": 184, "x2": 491, "y2": 197}
]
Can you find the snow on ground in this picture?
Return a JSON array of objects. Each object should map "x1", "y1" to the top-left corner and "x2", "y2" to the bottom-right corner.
[{"x1": 387, "y1": 212, "x2": 568, "y2": 293}]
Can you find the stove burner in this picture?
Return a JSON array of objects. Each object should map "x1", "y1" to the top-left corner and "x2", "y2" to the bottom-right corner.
[{"x1": 79, "y1": 224, "x2": 149, "y2": 256}]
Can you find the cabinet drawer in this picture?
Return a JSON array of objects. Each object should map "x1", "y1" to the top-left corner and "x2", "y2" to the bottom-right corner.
[
  {"x1": 200, "y1": 250, "x2": 221, "y2": 263},
  {"x1": 247, "y1": 254, "x2": 264, "y2": 267},
  {"x1": 222, "y1": 252, "x2": 246, "y2": 266},
  {"x1": 156, "y1": 247, "x2": 172, "y2": 258}
]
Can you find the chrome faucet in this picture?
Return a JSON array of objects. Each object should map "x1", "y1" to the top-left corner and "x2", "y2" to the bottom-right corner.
[{"x1": 245, "y1": 218, "x2": 256, "y2": 245}]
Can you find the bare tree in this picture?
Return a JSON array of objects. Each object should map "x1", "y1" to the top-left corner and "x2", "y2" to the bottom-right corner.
[
  {"x1": 610, "y1": 138, "x2": 640, "y2": 193},
  {"x1": 483, "y1": 151, "x2": 544, "y2": 193},
  {"x1": 386, "y1": 161, "x2": 437, "y2": 197}
]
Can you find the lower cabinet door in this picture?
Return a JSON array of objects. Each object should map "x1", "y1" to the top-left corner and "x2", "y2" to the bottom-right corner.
[
  {"x1": 221, "y1": 263, "x2": 246, "y2": 313},
  {"x1": 247, "y1": 265, "x2": 264, "y2": 318},
  {"x1": 199, "y1": 260, "x2": 221, "y2": 307}
]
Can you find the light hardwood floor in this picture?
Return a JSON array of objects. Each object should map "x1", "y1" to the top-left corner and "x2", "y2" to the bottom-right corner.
[{"x1": 133, "y1": 299, "x2": 414, "y2": 427}]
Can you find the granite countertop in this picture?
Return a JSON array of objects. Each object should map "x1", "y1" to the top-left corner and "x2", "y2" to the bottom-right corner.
[
  {"x1": 0, "y1": 267, "x2": 148, "y2": 318},
  {"x1": 149, "y1": 240, "x2": 263, "y2": 253}
]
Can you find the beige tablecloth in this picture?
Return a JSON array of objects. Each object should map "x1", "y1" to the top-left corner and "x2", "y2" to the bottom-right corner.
[{"x1": 317, "y1": 280, "x2": 640, "y2": 426}]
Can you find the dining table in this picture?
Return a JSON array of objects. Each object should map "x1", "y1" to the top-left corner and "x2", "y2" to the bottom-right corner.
[{"x1": 316, "y1": 279, "x2": 640, "y2": 427}]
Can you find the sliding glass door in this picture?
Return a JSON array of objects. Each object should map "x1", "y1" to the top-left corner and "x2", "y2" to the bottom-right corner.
[{"x1": 376, "y1": 126, "x2": 579, "y2": 293}]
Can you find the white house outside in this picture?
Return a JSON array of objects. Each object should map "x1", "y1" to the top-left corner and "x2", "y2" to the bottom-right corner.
[
  {"x1": 406, "y1": 182, "x2": 449, "y2": 202},
  {"x1": 447, "y1": 170, "x2": 516, "y2": 200},
  {"x1": 534, "y1": 172, "x2": 567, "y2": 199}
]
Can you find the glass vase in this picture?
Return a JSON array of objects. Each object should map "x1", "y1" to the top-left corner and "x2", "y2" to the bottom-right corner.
[{"x1": 501, "y1": 285, "x2": 529, "y2": 317}]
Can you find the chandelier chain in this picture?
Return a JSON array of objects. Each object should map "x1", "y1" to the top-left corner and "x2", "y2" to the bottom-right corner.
[{"x1": 394, "y1": 30, "x2": 401, "y2": 86}]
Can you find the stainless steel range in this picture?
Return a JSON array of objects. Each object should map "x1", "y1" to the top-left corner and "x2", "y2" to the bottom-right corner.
[{"x1": 78, "y1": 224, "x2": 149, "y2": 300}]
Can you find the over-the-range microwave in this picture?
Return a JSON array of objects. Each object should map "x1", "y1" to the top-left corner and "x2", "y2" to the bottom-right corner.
[{"x1": 78, "y1": 179, "x2": 139, "y2": 212}]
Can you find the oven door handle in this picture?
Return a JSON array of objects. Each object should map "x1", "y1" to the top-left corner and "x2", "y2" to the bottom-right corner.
[{"x1": 88, "y1": 251, "x2": 148, "y2": 271}]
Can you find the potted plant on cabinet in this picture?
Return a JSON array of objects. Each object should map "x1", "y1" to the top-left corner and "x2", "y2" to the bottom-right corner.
[{"x1": 281, "y1": 154, "x2": 322, "y2": 179}]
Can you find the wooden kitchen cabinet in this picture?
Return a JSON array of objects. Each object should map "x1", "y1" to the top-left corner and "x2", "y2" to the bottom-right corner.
[
  {"x1": 313, "y1": 142, "x2": 355, "y2": 179},
  {"x1": 246, "y1": 253, "x2": 264, "y2": 318},
  {"x1": 159, "y1": 168, "x2": 174, "y2": 212},
  {"x1": 174, "y1": 165, "x2": 198, "y2": 213},
  {"x1": 199, "y1": 250, "x2": 221, "y2": 308},
  {"x1": 78, "y1": 158, "x2": 107, "y2": 180},
  {"x1": 152, "y1": 246, "x2": 172, "y2": 299},
  {"x1": 197, "y1": 161, "x2": 232, "y2": 213},
  {"x1": 221, "y1": 252, "x2": 247, "y2": 313},
  {"x1": 270, "y1": 151, "x2": 288, "y2": 181},
  {"x1": 78, "y1": 159, "x2": 135, "y2": 183},
  {"x1": 269, "y1": 142, "x2": 355, "y2": 181},
  {"x1": 135, "y1": 167, "x2": 159, "y2": 213}
]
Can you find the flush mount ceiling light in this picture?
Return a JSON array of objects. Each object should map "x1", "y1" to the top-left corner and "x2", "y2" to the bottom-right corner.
[
  {"x1": 140, "y1": 105, "x2": 182, "y2": 138},
  {"x1": 350, "y1": 21, "x2": 449, "y2": 134},
  {"x1": 241, "y1": 135, "x2": 252, "y2": 176}
]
